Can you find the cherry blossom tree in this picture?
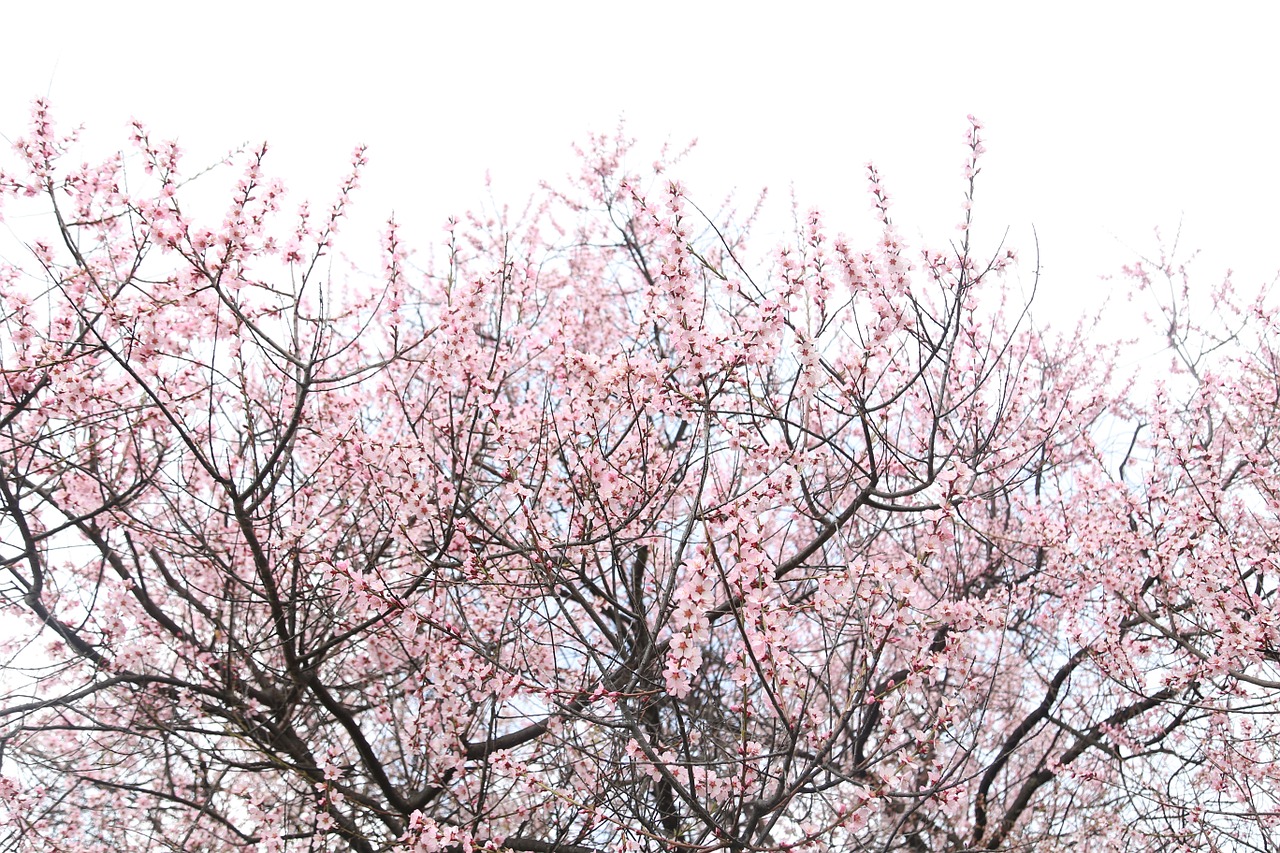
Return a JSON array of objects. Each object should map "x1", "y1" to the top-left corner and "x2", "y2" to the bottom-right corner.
[{"x1": 1, "y1": 102, "x2": 1278, "y2": 852}]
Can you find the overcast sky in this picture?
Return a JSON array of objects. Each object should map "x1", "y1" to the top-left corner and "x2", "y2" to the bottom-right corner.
[{"x1": 2, "y1": 2, "x2": 1276, "y2": 325}]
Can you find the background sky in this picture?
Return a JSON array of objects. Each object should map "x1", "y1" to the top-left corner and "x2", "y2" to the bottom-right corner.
[{"x1": 1, "y1": 2, "x2": 1276, "y2": 328}]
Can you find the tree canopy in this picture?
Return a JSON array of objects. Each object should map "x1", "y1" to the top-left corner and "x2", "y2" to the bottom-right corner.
[{"x1": 2, "y1": 103, "x2": 1278, "y2": 852}]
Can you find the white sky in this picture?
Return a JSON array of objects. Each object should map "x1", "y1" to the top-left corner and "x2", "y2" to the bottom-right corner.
[{"x1": 2, "y1": 2, "x2": 1277, "y2": 324}]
